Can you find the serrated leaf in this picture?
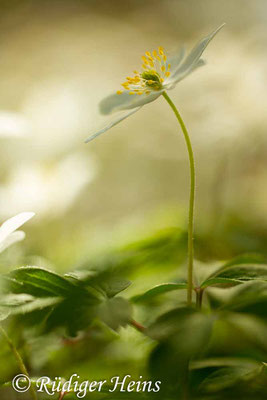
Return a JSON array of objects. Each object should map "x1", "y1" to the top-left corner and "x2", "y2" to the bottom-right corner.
[
  {"x1": 131, "y1": 282, "x2": 187, "y2": 303},
  {"x1": 2, "y1": 267, "x2": 103, "y2": 335},
  {"x1": 98, "y1": 297, "x2": 132, "y2": 331},
  {"x1": 101, "y1": 277, "x2": 132, "y2": 298}
]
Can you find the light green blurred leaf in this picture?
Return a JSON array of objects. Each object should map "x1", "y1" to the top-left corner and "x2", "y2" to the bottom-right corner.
[
  {"x1": 98, "y1": 297, "x2": 132, "y2": 331},
  {"x1": 131, "y1": 282, "x2": 187, "y2": 303}
]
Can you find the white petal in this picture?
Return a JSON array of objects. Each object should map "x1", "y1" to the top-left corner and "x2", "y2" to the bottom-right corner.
[
  {"x1": 167, "y1": 24, "x2": 225, "y2": 86},
  {"x1": 0, "y1": 231, "x2": 25, "y2": 254},
  {"x1": 85, "y1": 107, "x2": 141, "y2": 143},
  {"x1": 99, "y1": 91, "x2": 162, "y2": 115},
  {"x1": 0, "y1": 212, "x2": 35, "y2": 244},
  {"x1": 166, "y1": 47, "x2": 186, "y2": 75},
  {"x1": 165, "y1": 59, "x2": 206, "y2": 89}
]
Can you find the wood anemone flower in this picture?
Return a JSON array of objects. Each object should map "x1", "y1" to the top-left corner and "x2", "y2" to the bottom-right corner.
[
  {"x1": 0, "y1": 212, "x2": 35, "y2": 253},
  {"x1": 85, "y1": 24, "x2": 224, "y2": 143}
]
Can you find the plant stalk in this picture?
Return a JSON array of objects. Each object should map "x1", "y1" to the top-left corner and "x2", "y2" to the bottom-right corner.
[
  {"x1": 130, "y1": 319, "x2": 146, "y2": 333},
  {"x1": 0, "y1": 325, "x2": 37, "y2": 400},
  {"x1": 162, "y1": 91, "x2": 196, "y2": 305}
]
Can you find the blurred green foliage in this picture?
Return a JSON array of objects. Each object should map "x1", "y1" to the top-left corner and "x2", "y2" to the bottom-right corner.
[{"x1": 0, "y1": 224, "x2": 267, "y2": 399}]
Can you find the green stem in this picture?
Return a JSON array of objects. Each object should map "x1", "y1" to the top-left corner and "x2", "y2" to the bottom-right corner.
[
  {"x1": 162, "y1": 91, "x2": 195, "y2": 305},
  {"x1": 0, "y1": 325, "x2": 37, "y2": 400}
]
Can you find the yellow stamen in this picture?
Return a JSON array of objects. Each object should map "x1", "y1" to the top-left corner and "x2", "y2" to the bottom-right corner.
[
  {"x1": 142, "y1": 56, "x2": 149, "y2": 65},
  {"x1": 117, "y1": 46, "x2": 170, "y2": 95},
  {"x1": 153, "y1": 50, "x2": 161, "y2": 61}
]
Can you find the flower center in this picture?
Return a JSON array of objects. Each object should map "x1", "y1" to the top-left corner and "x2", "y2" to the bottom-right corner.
[
  {"x1": 117, "y1": 47, "x2": 171, "y2": 96},
  {"x1": 141, "y1": 70, "x2": 162, "y2": 90}
]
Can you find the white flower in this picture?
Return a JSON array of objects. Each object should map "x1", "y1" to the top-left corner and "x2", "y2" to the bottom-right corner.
[
  {"x1": 0, "y1": 212, "x2": 35, "y2": 254},
  {"x1": 85, "y1": 24, "x2": 224, "y2": 143}
]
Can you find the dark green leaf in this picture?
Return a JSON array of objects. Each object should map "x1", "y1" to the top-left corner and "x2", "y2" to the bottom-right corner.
[
  {"x1": 207, "y1": 281, "x2": 267, "y2": 316},
  {"x1": 199, "y1": 363, "x2": 264, "y2": 393},
  {"x1": 7, "y1": 267, "x2": 80, "y2": 298},
  {"x1": 66, "y1": 270, "x2": 131, "y2": 298},
  {"x1": 203, "y1": 264, "x2": 267, "y2": 290}
]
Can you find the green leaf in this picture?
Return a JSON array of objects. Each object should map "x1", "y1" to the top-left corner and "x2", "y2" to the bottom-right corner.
[
  {"x1": 66, "y1": 269, "x2": 131, "y2": 298},
  {"x1": 225, "y1": 312, "x2": 267, "y2": 352},
  {"x1": 147, "y1": 308, "x2": 213, "y2": 355},
  {"x1": 202, "y1": 264, "x2": 267, "y2": 290},
  {"x1": 7, "y1": 267, "x2": 80, "y2": 298},
  {"x1": 201, "y1": 277, "x2": 243, "y2": 289},
  {"x1": 100, "y1": 277, "x2": 131, "y2": 298},
  {"x1": 148, "y1": 309, "x2": 214, "y2": 397},
  {"x1": 0, "y1": 294, "x2": 61, "y2": 314},
  {"x1": 207, "y1": 281, "x2": 267, "y2": 315},
  {"x1": 200, "y1": 364, "x2": 264, "y2": 392},
  {"x1": 98, "y1": 297, "x2": 133, "y2": 331},
  {"x1": 131, "y1": 282, "x2": 187, "y2": 303},
  {"x1": 2, "y1": 266, "x2": 132, "y2": 335},
  {"x1": 2, "y1": 267, "x2": 103, "y2": 335}
]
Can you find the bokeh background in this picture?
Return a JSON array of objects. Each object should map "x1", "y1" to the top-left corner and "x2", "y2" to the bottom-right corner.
[{"x1": 0, "y1": 1, "x2": 267, "y2": 397}]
